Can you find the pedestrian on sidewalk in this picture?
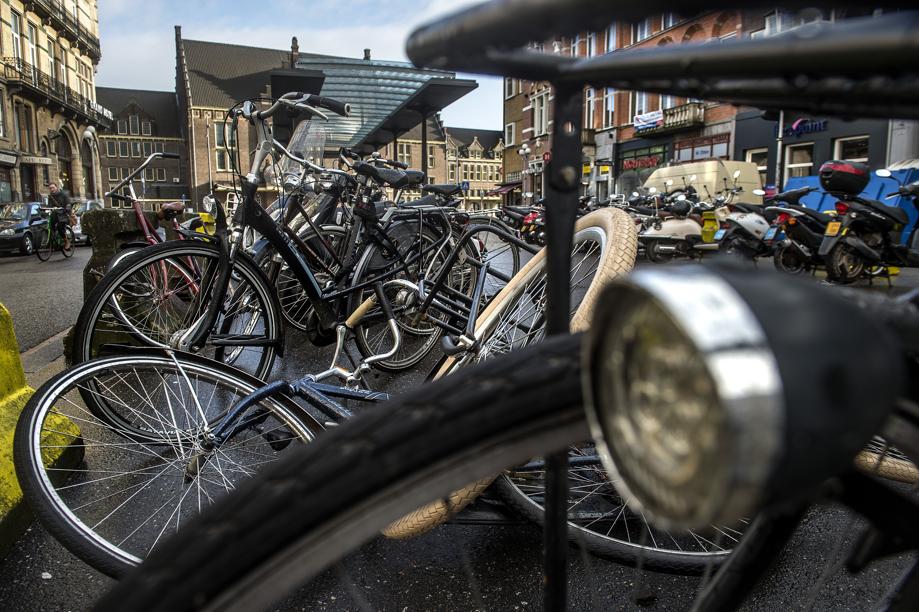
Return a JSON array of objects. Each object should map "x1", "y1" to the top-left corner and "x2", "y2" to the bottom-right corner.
[{"x1": 47, "y1": 182, "x2": 73, "y2": 250}]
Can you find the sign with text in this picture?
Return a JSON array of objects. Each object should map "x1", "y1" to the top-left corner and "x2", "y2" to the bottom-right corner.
[{"x1": 633, "y1": 110, "x2": 664, "y2": 132}]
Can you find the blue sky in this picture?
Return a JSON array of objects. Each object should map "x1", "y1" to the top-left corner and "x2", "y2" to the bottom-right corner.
[{"x1": 95, "y1": 0, "x2": 500, "y2": 130}]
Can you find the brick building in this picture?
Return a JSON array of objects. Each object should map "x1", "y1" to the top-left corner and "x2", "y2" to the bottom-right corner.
[
  {"x1": 502, "y1": 9, "x2": 917, "y2": 201},
  {"x1": 0, "y1": 0, "x2": 109, "y2": 203},
  {"x1": 446, "y1": 127, "x2": 503, "y2": 211},
  {"x1": 379, "y1": 116, "x2": 449, "y2": 187},
  {"x1": 96, "y1": 87, "x2": 187, "y2": 208}
]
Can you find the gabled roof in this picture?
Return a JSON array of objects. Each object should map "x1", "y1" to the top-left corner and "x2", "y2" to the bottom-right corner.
[
  {"x1": 182, "y1": 39, "x2": 328, "y2": 109},
  {"x1": 447, "y1": 127, "x2": 503, "y2": 152},
  {"x1": 96, "y1": 87, "x2": 181, "y2": 137}
]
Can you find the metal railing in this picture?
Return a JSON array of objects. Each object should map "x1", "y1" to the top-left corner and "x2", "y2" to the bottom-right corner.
[
  {"x1": 2, "y1": 57, "x2": 112, "y2": 127},
  {"x1": 28, "y1": 0, "x2": 101, "y2": 59}
]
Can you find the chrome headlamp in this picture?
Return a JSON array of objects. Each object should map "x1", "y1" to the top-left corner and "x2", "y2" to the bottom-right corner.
[
  {"x1": 202, "y1": 194, "x2": 217, "y2": 214},
  {"x1": 584, "y1": 264, "x2": 902, "y2": 531}
]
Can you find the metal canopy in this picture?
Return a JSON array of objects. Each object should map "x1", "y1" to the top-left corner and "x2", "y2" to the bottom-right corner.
[{"x1": 294, "y1": 57, "x2": 476, "y2": 151}]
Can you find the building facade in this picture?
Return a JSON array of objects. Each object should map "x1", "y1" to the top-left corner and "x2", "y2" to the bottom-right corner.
[
  {"x1": 446, "y1": 127, "x2": 503, "y2": 211},
  {"x1": 96, "y1": 88, "x2": 188, "y2": 208},
  {"x1": 0, "y1": 0, "x2": 109, "y2": 203},
  {"x1": 502, "y1": 9, "x2": 917, "y2": 202},
  {"x1": 380, "y1": 116, "x2": 449, "y2": 187}
]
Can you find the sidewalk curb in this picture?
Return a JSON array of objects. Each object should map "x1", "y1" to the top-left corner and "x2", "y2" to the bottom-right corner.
[{"x1": 0, "y1": 307, "x2": 78, "y2": 560}]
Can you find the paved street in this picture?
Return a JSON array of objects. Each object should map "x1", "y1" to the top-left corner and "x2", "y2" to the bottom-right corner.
[
  {"x1": 0, "y1": 247, "x2": 91, "y2": 352},
  {"x1": 0, "y1": 251, "x2": 916, "y2": 610}
]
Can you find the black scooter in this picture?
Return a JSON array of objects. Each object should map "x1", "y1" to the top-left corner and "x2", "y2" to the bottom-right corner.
[
  {"x1": 818, "y1": 170, "x2": 919, "y2": 284},
  {"x1": 763, "y1": 186, "x2": 833, "y2": 274}
]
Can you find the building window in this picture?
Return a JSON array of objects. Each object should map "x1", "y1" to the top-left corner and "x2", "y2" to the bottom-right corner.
[
  {"x1": 834, "y1": 135, "x2": 869, "y2": 163},
  {"x1": 605, "y1": 24, "x2": 617, "y2": 52},
  {"x1": 449, "y1": 163, "x2": 456, "y2": 181},
  {"x1": 142, "y1": 141, "x2": 152, "y2": 157},
  {"x1": 504, "y1": 123, "x2": 515, "y2": 146},
  {"x1": 108, "y1": 167, "x2": 119, "y2": 182},
  {"x1": 131, "y1": 141, "x2": 142, "y2": 158},
  {"x1": 462, "y1": 164, "x2": 469, "y2": 181},
  {"x1": 504, "y1": 78, "x2": 516, "y2": 99},
  {"x1": 154, "y1": 142, "x2": 164, "y2": 154},
  {"x1": 145, "y1": 168, "x2": 155, "y2": 181},
  {"x1": 10, "y1": 12, "x2": 22, "y2": 61},
  {"x1": 745, "y1": 148, "x2": 769, "y2": 186},
  {"x1": 584, "y1": 88, "x2": 596, "y2": 129},
  {"x1": 215, "y1": 123, "x2": 238, "y2": 172},
  {"x1": 142, "y1": 121, "x2": 152, "y2": 136},
  {"x1": 570, "y1": 33, "x2": 581, "y2": 56},
  {"x1": 396, "y1": 142, "x2": 411, "y2": 166},
  {"x1": 119, "y1": 141, "x2": 129, "y2": 157},
  {"x1": 663, "y1": 12, "x2": 679, "y2": 29},
  {"x1": 632, "y1": 91, "x2": 651, "y2": 117},
  {"x1": 117, "y1": 120, "x2": 127, "y2": 135},
  {"x1": 603, "y1": 88, "x2": 616, "y2": 128},
  {"x1": 586, "y1": 32, "x2": 596, "y2": 57},
  {"x1": 129, "y1": 115, "x2": 140, "y2": 135},
  {"x1": 633, "y1": 18, "x2": 652, "y2": 43},
  {"x1": 675, "y1": 134, "x2": 731, "y2": 163},
  {"x1": 785, "y1": 142, "x2": 815, "y2": 185},
  {"x1": 661, "y1": 94, "x2": 677, "y2": 110},
  {"x1": 14, "y1": 103, "x2": 34, "y2": 153},
  {"x1": 105, "y1": 141, "x2": 115, "y2": 157},
  {"x1": 157, "y1": 168, "x2": 167, "y2": 182},
  {"x1": 533, "y1": 91, "x2": 549, "y2": 136},
  {"x1": 427, "y1": 145, "x2": 436, "y2": 169},
  {"x1": 58, "y1": 48, "x2": 68, "y2": 87}
]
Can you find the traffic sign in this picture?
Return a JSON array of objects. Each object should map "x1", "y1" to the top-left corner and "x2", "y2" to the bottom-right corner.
[
  {"x1": 461, "y1": 181, "x2": 470, "y2": 191},
  {"x1": 542, "y1": 151, "x2": 552, "y2": 162}
]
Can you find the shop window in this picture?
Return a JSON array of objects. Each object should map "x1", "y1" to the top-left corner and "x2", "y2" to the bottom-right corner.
[
  {"x1": 834, "y1": 136, "x2": 869, "y2": 163},
  {"x1": 674, "y1": 134, "x2": 731, "y2": 163},
  {"x1": 0, "y1": 168, "x2": 13, "y2": 203},
  {"x1": 745, "y1": 148, "x2": 769, "y2": 186},
  {"x1": 785, "y1": 142, "x2": 815, "y2": 185}
]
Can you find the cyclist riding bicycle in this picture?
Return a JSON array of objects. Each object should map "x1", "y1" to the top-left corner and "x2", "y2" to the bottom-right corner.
[{"x1": 47, "y1": 181, "x2": 72, "y2": 250}]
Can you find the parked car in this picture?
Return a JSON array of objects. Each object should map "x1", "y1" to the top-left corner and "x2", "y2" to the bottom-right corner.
[
  {"x1": 72, "y1": 199, "x2": 104, "y2": 245},
  {"x1": 0, "y1": 202, "x2": 44, "y2": 255}
]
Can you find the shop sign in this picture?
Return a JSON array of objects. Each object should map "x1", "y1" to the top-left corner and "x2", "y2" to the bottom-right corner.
[
  {"x1": 778, "y1": 118, "x2": 829, "y2": 138},
  {"x1": 622, "y1": 155, "x2": 661, "y2": 170},
  {"x1": 0, "y1": 153, "x2": 17, "y2": 166},
  {"x1": 634, "y1": 110, "x2": 664, "y2": 131},
  {"x1": 598, "y1": 164, "x2": 611, "y2": 176},
  {"x1": 20, "y1": 156, "x2": 53, "y2": 165},
  {"x1": 582, "y1": 163, "x2": 592, "y2": 176}
]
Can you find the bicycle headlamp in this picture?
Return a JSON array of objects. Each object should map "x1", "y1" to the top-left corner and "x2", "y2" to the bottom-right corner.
[
  {"x1": 584, "y1": 264, "x2": 903, "y2": 531},
  {"x1": 202, "y1": 194, "x2": 217, "y2": 214}
]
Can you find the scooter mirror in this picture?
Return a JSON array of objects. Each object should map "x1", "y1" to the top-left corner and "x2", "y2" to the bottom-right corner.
[
  {"x1": 689, "y1": 175, "x2": 697, "y2": 183},
  {"x1": 631, "y1": 191, "x2": 639, "y2": 198},
  {"x1": 876, "y1": 169, "x2": 893, "y2": 178},
  {"x1": 665, "y1": 180, "x2": 674, "y2": 187},
  {"x1": 753, "y1": 189, "x2": 766, "y2": 196},
  {"x1": 732, "y1": 170, "x2": 741, "y2": 179},
  {"x1": 649, "y1": 186, "x2": 658, "y2": 194},
  {"x1": 676, "y1": 194, "x2": 687, "y2": 201}
]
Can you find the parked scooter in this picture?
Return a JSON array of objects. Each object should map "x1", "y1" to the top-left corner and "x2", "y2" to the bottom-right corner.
[
  {"x1": 639, "y1": 177, "x2": 719, "y2": 262},
  {"x1": 762, "y1": 186, "x2": 833, "y2": 274},
  {"x1": 713, "y1": 170, "x2": 774, "y2": 259},
  {"x1": 818, "y1": 161, "x2": 919, "y2": 283}
]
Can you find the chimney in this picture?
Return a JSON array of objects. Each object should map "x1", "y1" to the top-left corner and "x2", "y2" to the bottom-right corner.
[
  {"x1": 291, "y1": 37, "x2": 300, "y2": 66},
  {"x1": 363, "y1": 48, "x2": 371, "y2": 61}
]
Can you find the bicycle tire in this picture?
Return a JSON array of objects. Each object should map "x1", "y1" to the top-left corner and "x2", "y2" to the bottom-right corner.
[
  {"x1": 14, "y1": 349, "x2": 323, "y2": 578},
  {"x1": 95, "y1": 334, "x2": 587, "y2": 611},
  {"x1": 35, "y1": 226, "x2": 53, "y2": 261},
  {"x1": 72, "y1": 240, "x2": 282, "y2": 383},
  {"x1": 347, "y1": 221, "x2": 458, "y2": 372},
  {"x1": 62, "y1": 227, "x2": 75, "y2": 257},
  {"x1": 383, "y1": 206, "x2": 637, "y2": 538}
]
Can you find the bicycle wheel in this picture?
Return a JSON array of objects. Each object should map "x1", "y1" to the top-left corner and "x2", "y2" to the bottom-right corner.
[
  {"x1": 454, "y1": 214, "x2": 523, "y2": 302},
  {"x1": 384, "y1": 206, "x2": 636, "y2": 538},
  {"x1": 347, "y1": 221, "x2": 458, "y2": 372},
  {"x1": 62, "y1": 227, "x2": 75, "y2": 257},
  {"x1": 14, "y1": 350, "x2": 322, "y2": 578},
  {"x1": 94, "y1": 335, "x2": 588, "y2": 611},
  {"x1": 72, "y1": 240, "x2": 282, "y2": 381},
  {"x1": 35, "y1": 226, "x2": 53, "y2": 261},
  {"x1": 264, "y1": 225, "x2": 348, "y2": 332}
]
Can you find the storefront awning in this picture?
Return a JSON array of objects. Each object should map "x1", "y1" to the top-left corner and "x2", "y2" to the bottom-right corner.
[{"x1": 485, "y1": 182, "x2": 521, "y2": 196}]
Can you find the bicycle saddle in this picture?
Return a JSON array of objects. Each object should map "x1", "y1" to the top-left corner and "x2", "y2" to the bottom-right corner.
[{"x1": 422, "y1": 184, "x2": 463, "y2": 197}]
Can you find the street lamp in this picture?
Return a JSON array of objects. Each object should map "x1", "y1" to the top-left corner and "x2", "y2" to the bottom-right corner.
[
  {"x1": 82, "y1": 125, "x2": 100, "y2": 200},
  {"x1": 518, "y1": 143, "x2": 532, "y2": 203}
]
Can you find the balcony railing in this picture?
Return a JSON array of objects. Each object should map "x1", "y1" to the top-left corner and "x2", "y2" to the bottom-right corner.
[
  {"x1": 2, "y1": 57, "x2": 112, "y2": 127},
  {"x1": 634, "y1": 102, "x2": 705, "y2": 136},
  {"x1": 27, "y1": 0, "x2": 101, "y2": 60}
]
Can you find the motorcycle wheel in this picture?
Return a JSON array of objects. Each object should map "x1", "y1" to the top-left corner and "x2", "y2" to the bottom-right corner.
[
  {"x1": 773, "y1": 243, "x2": 808, "y2": 275},
  {"x1": 826, "y1": 243, "x2": 864, "y2": 284},
  {"x1": 645, "y1": 240, "x2": 674, "y2": 264}
]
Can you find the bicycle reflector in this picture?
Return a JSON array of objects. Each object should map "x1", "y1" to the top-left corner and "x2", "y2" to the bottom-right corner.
[{"x1": 583, "y1": 264, "x2": 903, "y2": 531}]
